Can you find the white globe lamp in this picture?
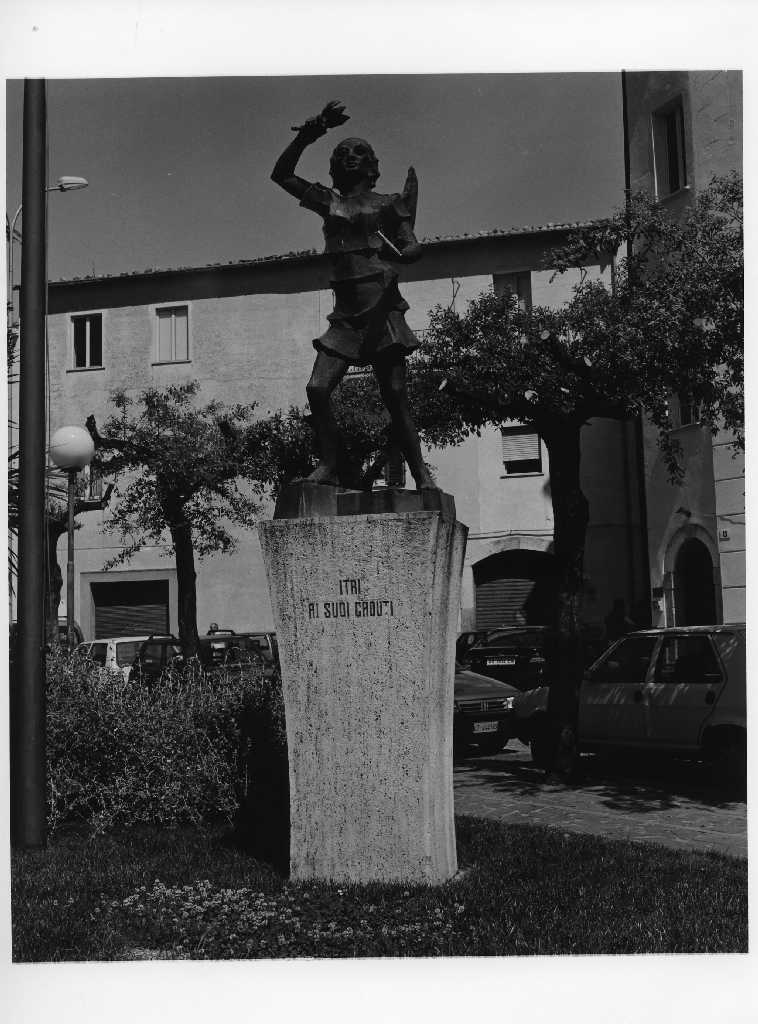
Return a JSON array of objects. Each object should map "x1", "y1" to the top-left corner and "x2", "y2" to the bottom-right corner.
[
  {"x1": 49, "y1": 425, "x2": 95, "y2": 651},
  {"x1": 49, "y1": 425, "x2": 95, "y2": 471}
]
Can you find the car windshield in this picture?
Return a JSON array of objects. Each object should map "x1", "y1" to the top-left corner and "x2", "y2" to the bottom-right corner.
[
  {"x1": 116, "y1": 640, "x2": 143, "y2": 667},
  {"x1": 141, "y1": 641, "x2": 180, "y2": 667},
  {"x1": 200, "y1": 637, "x2": 266, "y2": 666},
  {"x1": 476, "y1": 630, "x2": 546, "y2": 649},
  {"x1": 239, "y1": 635, "x2": 273, "y2": 661}
]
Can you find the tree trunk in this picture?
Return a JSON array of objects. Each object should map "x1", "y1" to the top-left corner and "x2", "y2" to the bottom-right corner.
[
  {"x1": 168, "y1": 511, "x2": 200, "y2": 660},
  {"x1": 45, "y1": 519, "x2": 66, "y2": 649},
  {"x1": 44, "y1": 493, "x2": 115, "y2": 650},
  {"x1": 542, "y1": 422, "x2": 589, "y2": 775}
]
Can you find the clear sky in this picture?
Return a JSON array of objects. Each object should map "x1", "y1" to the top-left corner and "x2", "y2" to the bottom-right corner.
[{"x1": 6, "y1": 74, "x2": 625, "y2": 282}]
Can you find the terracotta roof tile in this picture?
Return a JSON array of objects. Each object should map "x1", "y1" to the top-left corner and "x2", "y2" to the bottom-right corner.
[{"x1": 51, "y1": 219, "x2": 602, "y2": 286}]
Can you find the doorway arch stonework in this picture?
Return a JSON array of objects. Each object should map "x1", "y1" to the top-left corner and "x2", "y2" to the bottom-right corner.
[{"x1": 661, "y1": 524, "x2": 722, "y2": 626}]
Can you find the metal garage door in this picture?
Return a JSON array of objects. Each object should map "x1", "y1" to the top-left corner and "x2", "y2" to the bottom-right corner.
[
  {"x1": 91, "y1": 579, "x2": 170, "y2": 638},
  {"x1": 475, "y1": 577, "x2": 535, "y2": 630}
]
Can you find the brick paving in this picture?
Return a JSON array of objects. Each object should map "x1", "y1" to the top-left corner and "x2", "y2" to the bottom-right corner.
[{"x1": 454, "y1": 742, "x2": 747, "y2": 859}]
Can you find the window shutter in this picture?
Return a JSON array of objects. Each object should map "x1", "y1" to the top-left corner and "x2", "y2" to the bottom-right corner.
[
  {"x1": 89, "y1": 315, "x2": 102, "y2": 366},
  {"x1": 501, "y1": 430, "x2": 540, "y2": 462},
  {"x1": 73, "y1": 317, "x2": 88, "y2": 367},
  {"x1": 174, "y1": 309, "x2": 188, "y2": 360},
  {"x1": 157, "y1": 310, "x2": 173, "y2": 361}
]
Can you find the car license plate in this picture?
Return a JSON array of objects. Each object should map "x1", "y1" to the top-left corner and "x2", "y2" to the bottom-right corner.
[
  {"x1": 473, "y1": 721, "x2": 498, "y2": 734},
  {"x1": 487, "y1": 657, "x2": 516, "y2": 666}
]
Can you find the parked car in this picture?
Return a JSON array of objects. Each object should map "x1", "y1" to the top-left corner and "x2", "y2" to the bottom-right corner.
[
  {"x1": 466, "y1": 626, "x2": 554, "y2": 691},
  {"x1": 199, "y1": 630, "x2": 279, "y2": 678},
  {"x1": 76, "y1": 636, "x2": 150, "y2": 682},
  {"x1": 128, "y1": 631, "x2": 279, "y2": 686},
  {"x1": 454, "y1": 662, "x2": 519, "y2": 756},
  {"x1": 455, "y1": 629, "x2": 492, "y2": 665},
  {"x1": 11, "y1": 618, "x2": 84, "y2": 655},
  {"x1": 514, "y1": 624, "x2": 747, "y2": 782},
  {"x1": 466, "y1": 625, "x2": 605, "y2": 691},
  {"x1": 127, "y1": 635, "x2": 183, "y2": 686}
]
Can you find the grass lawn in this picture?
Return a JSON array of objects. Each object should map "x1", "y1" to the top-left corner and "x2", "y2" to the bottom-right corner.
[{"x1": 11, "y1": 815, "x2": 747, "y2": 960}]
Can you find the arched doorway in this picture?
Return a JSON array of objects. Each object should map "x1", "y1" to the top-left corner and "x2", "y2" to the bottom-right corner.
[
  {"x1": 473, "y1": 549, "x2": 557, "y2": 630},
  {"x1": 673, "y1": 538, "x2": 717, "y2": 625}
]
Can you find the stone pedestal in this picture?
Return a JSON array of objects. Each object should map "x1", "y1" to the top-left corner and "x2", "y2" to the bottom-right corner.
[{"x1": 258, "y1": 488, "x2": 467, "y2": 885}]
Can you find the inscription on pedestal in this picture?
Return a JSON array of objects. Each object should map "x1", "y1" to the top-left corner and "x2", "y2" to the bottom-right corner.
[{"x1": 306, "y1": 577, "x2": 396, "y2": 620}]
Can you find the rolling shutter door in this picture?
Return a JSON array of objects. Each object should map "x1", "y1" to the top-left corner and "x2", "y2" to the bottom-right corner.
[
  {"x1": 92, "y1": 580, "x2": 170, "y2": 638},
  {"x1": 475, "y1": 578, "x2": 534, "y2": 630}
]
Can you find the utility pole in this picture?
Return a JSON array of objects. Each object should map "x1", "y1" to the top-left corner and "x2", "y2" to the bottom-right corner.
[{"x1": 11, "y1": 79, "x2": 48, "y2": 849}]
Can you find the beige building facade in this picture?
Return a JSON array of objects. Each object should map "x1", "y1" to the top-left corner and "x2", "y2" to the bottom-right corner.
[
  {"x1": 46, "y1": 225, "x2": 646, "y2": 641},
  {"x1": 624, "y1": 70, "x2": 744, "y2": 626}
]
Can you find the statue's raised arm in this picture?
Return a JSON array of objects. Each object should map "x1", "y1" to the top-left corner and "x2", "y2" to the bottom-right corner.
[{"x1": 271, "y1": 100, "x2": 350, "y2": 201}]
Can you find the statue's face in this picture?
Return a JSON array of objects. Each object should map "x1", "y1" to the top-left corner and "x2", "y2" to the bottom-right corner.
[{"x1": 330, "y1": 138, "x2": 377, "y2": 188}]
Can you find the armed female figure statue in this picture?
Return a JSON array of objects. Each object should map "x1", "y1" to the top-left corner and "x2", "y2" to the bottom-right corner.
[{"x1": 271, "y1": 100, "x2": 435, "y2": 490}]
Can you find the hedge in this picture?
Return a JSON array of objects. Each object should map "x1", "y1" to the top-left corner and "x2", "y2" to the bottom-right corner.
[{"x1": 45, "y1": 649, "x2": 287, "y2": 839}]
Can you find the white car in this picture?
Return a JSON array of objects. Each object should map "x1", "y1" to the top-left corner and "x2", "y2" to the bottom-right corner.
[
  {"x1": 514, "y1": 624, "x2": 747, "y2": 783},
  {"x1": 76, "y1": 637, "x2": 151, "y2": 682}
]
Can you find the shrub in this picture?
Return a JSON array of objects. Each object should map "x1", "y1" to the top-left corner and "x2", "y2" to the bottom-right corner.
[
  {"x1": 45, "y1": 648, "x2": 287, "y2": 837},
  {"x1": 232, "y1": 661, "x2": 290, "y2": 869}
]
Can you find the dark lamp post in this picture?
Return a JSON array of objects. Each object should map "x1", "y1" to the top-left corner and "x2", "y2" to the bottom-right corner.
[{"x1": 49, "y1": 426, "x2": 95, "y2": 651}]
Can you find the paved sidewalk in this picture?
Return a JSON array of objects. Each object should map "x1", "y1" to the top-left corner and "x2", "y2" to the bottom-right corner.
[{"x1": 454, "y1": 742, "x2": 747, "y2": 859}]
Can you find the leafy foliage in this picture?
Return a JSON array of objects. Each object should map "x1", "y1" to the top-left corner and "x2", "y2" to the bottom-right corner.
[
  {"x1": 414, "y1": 172, "x2": 743, "y2": 479},
  {"x1": 45, "y1": 647, "x2": 283, "y2": 836},
  {"x1": 92, "y1": 382, "x2": 268, "y2": 565},
  {"x1": 549, "y1": 170, "x2": 743, "y2": 476},
  {"x1": 88, "y1": 382, "x2": 273, "y2": 654}
]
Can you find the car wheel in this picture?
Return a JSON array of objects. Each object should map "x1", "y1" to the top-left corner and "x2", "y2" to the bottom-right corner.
[
  {"x1": 475, "y1": 736, "x2": 507, "y2": 756},
  {"x1": 712, "y1": 732, "x2": 747, "y2": 789},
  {"x1": 530, "y1": 725, "x2": 555, "y2": 770}
]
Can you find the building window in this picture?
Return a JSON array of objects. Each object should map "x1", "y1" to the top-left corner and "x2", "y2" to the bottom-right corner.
[
  {"x1": 652, "y1": 99, "x2": 687, "y2": 197},
  {"x1": 673, "y1": 391, "x2": 700, "y2": 428},
  {"x1": 501, "y1": 425, "x2": 542, "y2": 475},
  {"x1": 666, "y1": 390, "x2": 701, "y2": 429},
  {"x1": 73, "y1": 465, "x2": 103, "y2": 501},
  {"x1": 494, "y1": 272, "x2": 532, "y2": 313},
  {"x1": 156, "y1": 306, "x2": 189, "y2": 363},
  {"x1": 72, "y1": 313, "x2": 103, "y2": 368},
  {"x1": 85, "y1": 465, "x2": 103, "y2": 500},
  {"x1": 375, "y1": 449, "x2": 406, "y2": 488}
]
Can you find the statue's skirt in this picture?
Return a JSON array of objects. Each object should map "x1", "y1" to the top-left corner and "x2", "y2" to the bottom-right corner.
[{"x1": 313, "y1": 274, "x2": 418, "y2": 367}]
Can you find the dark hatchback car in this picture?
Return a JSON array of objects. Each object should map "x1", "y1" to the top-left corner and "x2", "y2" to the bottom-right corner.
[
  {"x1": 466, "y1": 627, "x2": 554, "y2": 692},
  {"x1": 127, "y1": 635, "x2": 183, "y2": 686},
  {"x1": 199, "y1": 631, "x2": 279, "y2": 678},
  {"x1": 454, "y1": 662, "x2": 519, "y2": 756},
  {"x1": 129, "y1": 631, "x2": 280, "y2": 686}
]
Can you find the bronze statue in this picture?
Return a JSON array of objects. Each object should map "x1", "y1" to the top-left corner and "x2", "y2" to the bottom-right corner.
[{"x1": 272, "y1": 100, "x2": 434, "y2": 490}]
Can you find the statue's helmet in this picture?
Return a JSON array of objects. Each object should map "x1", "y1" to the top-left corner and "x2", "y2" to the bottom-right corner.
[{"x1": 329, "y1": 137, "x2": 380, "y2": 188}]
